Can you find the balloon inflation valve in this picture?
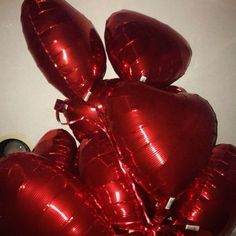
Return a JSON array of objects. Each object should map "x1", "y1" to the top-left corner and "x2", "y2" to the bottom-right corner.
[
  {"x1": 140, "y1": 75, "x2": 147, "y2": 82},
  {"x1": 165, "y1": 197, "x2": 175, "y2": 210},
  {"x1": 185, "y1": 225, "x2": 200, "y2": 231},
  {"x1": 84, "y1": 91, "x2": 92, "y2": 102}
]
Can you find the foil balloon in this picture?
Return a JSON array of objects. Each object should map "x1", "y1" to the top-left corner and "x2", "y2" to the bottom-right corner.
[
  {"x1": 119, "y1": 232, "x2": 149, "y2": 236},
  {"x1": 0, "y1": 152, "x2": 114, "y2": 235},
  {"x1": 163, "y1": 85, "x2": 187, "y2": 94},
  {"x1": 21, "y1": 0, "x2": 106, "y2": 99},
  {"x1": 171, "y1": 144, "x2": 236, "y2": 236},
  {"x1": 78, "y1": 132, "x2": 149, "y2": 232},
  {"x1": 33, "y1": 129, "x2": 77, "y2": 172},
  {"x1": 119, "y1": 230, "x2": 156, "y2": 236},
  {"x1": 88, "y1": 78, "x2": 123, "y2": 113},
  {"x1": 54, "y1": 79, "x2": 122, "y2": 142},
  {"x1": 54, "y1": 97, "x2": 104, "y2": 143},
  {"x1": 105, "y1": 10, "x2": 192, "y2": 87},
  {"x1": 105, "y1": 82, "x2": 217, "y2": 208},
  {"x1": 157, "y1": 225, "x2": 213, "y2": 236}
]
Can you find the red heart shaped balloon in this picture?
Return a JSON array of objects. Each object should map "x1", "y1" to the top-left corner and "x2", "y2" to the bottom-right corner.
[
  {"x1": 105, "y1": 82, "x2": 217, "y2": 207},
  {"x1": 171, "y1": 144, "x2": 236, "y2": 236},
  {"x1": 21, "y1": 0, "x2": 106, "y2": 99},
  {"x1": 105, "y1": 10, "x2": 192, "y2": 87},
  {"x1": 78, "y1": 132, "x2": 149, "y2": 232},
  {"x1": 33, "y1": 129, "x2": 77, "y2": 172},
  {"x1": 0, "y1": 152, "x2": 114, "y2": 235}
]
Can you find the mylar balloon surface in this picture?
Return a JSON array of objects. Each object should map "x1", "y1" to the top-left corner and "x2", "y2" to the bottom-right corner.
[
  {"x1": 105, "y1": 82, "x2": 217, "y2": 207},
  {"x1": 54, "y1": 97, "x2": 104, "y2": 142},
  {"x1": 0, "y1": 152, "x2": 114, "y2": 235},
  {"x1": 18, "y1": 1, "x2": 236, "y2": 235},
  {"x1": 78, "y1": 132, "x2": 148, "y2": 232},
  {"x1": 105, "y1": 10, "x2": 192, "y2": 87},
  {"x1": 88, "y1": 78, "x2": 122, "y2": 113},
  {"x1": 171, "y1": 144, "x2": 236, "y2": 236},
  {"x1": 157, "y1": 225, "x2": 213, "y2": 236},
  {"x1": 21, "y1": 0, "x2": 106, "y2": 99},
  {"x1": 33, "y1": 129, "x2": 77, "y2": 172}
]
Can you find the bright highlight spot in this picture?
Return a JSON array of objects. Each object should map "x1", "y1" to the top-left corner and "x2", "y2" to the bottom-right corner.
[
  {"x1": 139, "y1": 125, "x2": 164, "y2": 165},
  {"x1": 115, "y1": 191, "x2": 120, "y2": 202},
  {"x1": 62, "y1": 49, "x2": 68, "y2": 63},
  {"x1": 47, "y1": 203, "x2": 69, "y2": 221}
]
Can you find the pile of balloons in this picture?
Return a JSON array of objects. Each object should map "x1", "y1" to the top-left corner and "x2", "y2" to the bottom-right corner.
[{"x1": 0, "y1": 0, "x2": 235, "y2": 235}]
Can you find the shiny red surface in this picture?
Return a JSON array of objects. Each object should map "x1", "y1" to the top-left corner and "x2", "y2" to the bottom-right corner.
[
  {"x1": 158, "y1": 226, "x2": 212, "y2": 236},
  {"x1": 156, "y1": 225, "x2": 212, "y2": 236},
  {"x1": 78, "y1": 132, "x2": 148, "y2": 231},
  {"x1": 54, "y1": 79, "x2": 122, "y2": 143},
  {"x1": 54, "y1": 97, "x2": 104, "y2": 142},
  {"x1": 105, "y1": 82, "x2": 217, "y2": 207},
  {"x1": 0, "y1": 152, "x2": 114, "y2": 235},
  {"x1": 19, "y1": 1, "x2": 236, "y2": 234},
  {"x1": 163, "y1": 85, "x2": 187, "y2": 94},
  {"x1": 88, "y1": 78, "x2": 123, "y2": 113},
  {"x1": 105, "y1": 10, "x2": 192, "y2": 88},
  {"x1": 171, "y1": 144, "x2": 236, "y2": 236},
  {"x1": 33, "y1": 129, "x2": 77, "y2": 172},
  {"x1": 21, "y1": 0, "x2": 106, "y2": 99}
]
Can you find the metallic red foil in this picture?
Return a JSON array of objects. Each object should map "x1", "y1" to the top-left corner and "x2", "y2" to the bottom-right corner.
[
  {"x1": 157, "y1": 225, "x2": 212, "y2": 236},
  {"x1": 78, "y1": 132, "x2": 149, "y2": 232},
  {"x1": 33, "y1": 129, "x2": 77, "y2": 172},
  {"x1": 0, "y1": 152, "x2": 114, "y2": 235},
  {"x1": 21, "y1": 0, "x2": 106, "y2": 99},
  {"x1": 54, "y1": 79, "x2": 122, "y2": 143},
  {"x1": 163, "y1": 85, "x2": 187, "y2": 94},
  {"x1": 171, "y1": 144, "x2": 236, "y2": 236},
  {"x1": 105, "y1": 82, "x2": 217, "y2": 208},
  {"x1": 54, "y1": 97, "x2": 104, "y2": 143},
  {"x1": 105, "y1": 10, "x2": 192, "y2": 88},
  {"x1": 88, "y1": 78, "x2": 123, "y2": 113}
]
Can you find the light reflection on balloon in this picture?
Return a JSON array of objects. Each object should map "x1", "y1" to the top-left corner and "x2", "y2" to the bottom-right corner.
[
  {"x1": 33, "y1": 129, "x2": 77, "y2": 172},
  {"x1": 0, "y1": 152, "x2": 114, "y2": 235},
  {"x1": 17, "y1": 0, "x2": 236, "y2": 234},
  {"x1": 105, "y1": 82, "x2": 217, "y2": 208},
  {"x1": 88, "y1": 78, "x2": 123, "y2": 113},
  {"x1": 54, "y1": 97, "x2": 104, "y2": 143},
  {"x1": 171, "y1": 144, "x2": 236, "y2": 236},
  {"x1": 105, "y1": 10, "x2": 192, "y2": 88},
  {"x1": 21, "y1": 0, "x2": 106, "y2": 99},
  {"x1": 78, "y1": 132, "x2": 149, "y2": 232}
]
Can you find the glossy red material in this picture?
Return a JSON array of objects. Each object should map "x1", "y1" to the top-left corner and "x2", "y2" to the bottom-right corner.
[
  {"x1": 54, "y1": 97, "x2": 104, "y2": 142},
  {"x1": 105, "y1": 82, "x2": 217, "y2": 207},
  {"x1": 105, "y1": 10, "x2": 192, "y2": 87},
  {"x1": 33, "y1": 129, "x2": 77, "y2": 172},
  {"x1": 163, "y1": 85, "x2": 187, "y2": 94},
  {"x1": 0, "y1": 152, "x2": 114, "y2": 235},
  {"x1": 21, "y1": 0, "x2": 106, "y2": 99},
  {"x1": 54, "y1": 79, "x2": 122, "y2": 142},
  {"x1": 78, "y1": 132, "x2": 148, "y2": 231},
  {"x1": 88, "y1": 78, "x2": 123, "y2": 113},
  {"x1": 157, "y1": 225, "x2": 213, "y2": 236},
  {"x1": 171, "y1": 144, "x2": 236, "y2": 236},
  {"x1": 119, "y1": 231, "x2": 156, "y2": 236}
]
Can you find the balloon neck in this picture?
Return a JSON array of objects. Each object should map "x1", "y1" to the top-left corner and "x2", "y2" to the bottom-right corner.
[
  {"x1": 54, "y1": 99, "x2": 73, "y2": 125},
  {"x1": 54, "y1": 98, "x2": 107, "y2": 133}
]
